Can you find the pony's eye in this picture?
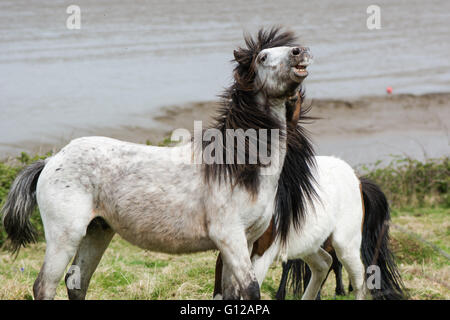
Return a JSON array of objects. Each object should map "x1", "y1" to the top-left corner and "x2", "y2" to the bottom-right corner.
[{"x1": 259, "y1": 54, "x2": 267, "y2": 63}]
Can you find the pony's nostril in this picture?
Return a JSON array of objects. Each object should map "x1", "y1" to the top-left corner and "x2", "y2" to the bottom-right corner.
[{"x1": 292, "y1": 47, "x2": 300, "y2": 56}]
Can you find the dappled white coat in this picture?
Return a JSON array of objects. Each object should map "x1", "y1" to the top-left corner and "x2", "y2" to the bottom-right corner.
[{"x1": 37, "y1": 133, "x2": 284, "y2": 252}]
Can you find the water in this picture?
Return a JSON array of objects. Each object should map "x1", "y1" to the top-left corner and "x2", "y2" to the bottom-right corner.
[{"x1": 1, "y1": 0, "x2": 449, "y2": 157}]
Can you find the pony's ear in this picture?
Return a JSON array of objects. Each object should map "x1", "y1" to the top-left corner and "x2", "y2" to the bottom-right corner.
[
  {"x1": 233, "y1": 50, "x2": 241, "y2": 63},
  {"x1": 233, "y1": 49, "x2": 247, "y2": 65}
]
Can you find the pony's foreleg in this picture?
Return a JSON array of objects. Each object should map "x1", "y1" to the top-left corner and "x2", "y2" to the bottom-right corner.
[
  {"x1": 275, "y1": 260, "x2": 293, "y2": 300},
  {"x1": 221, "y1": 262, "x2": 241, "y2": 299},
  {"x1": 65, "y1": 217, "x2": 115, "y2": 300},
  {"x1": 212, "y1": 253, "x2": 241, "y2": 299},
  {"x1": 209, "y1": 227, "x2": 260, "y2": 300},
  {"x1": 213, "y1": 254, "x2": 224, "y2": 299},
  {"x1": 301, "y1": 248, "x2": 332, "y2": 300},
  {"x1": 331, "y1": 251, "x2": 346, "y2": 296},
  {"x1": 252, "y1": 241, "x2": 279, "y2": 288}
]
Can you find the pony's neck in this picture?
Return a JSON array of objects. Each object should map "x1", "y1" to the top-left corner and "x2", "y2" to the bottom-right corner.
[
  {"x1": 201, "y1": 89, "x2": 289, "y2": 195},
  {"x1": 255, "y1": 93, "x2": 287, "y2": 128},
  {"x1": 256, "y1": 93, "x2": 288, "y2": 178}
]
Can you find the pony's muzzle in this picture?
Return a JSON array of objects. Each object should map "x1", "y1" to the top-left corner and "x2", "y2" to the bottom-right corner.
[
  {"x1": 290, "y1": 47, "x2": 312, "y2": 80},
  {"x1": 291, "y1": 47, "x2": 312, "y2": 66}
]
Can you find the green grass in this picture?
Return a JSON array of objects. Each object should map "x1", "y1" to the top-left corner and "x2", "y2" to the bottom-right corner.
[{"x1": 0, "y1": 207, "x2": 448, "y2": 300}]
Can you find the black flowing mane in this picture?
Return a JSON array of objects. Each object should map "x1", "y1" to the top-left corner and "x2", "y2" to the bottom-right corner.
[{"x1": 275, "y1": 96, "x2": 318, "y2": 244}]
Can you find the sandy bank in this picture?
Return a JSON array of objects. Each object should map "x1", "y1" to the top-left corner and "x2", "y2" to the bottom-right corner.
[{"x1": 3, "y1": 93, "x2": 449, "y2": 166}]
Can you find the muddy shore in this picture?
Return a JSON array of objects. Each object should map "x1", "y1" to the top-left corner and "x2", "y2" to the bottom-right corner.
[{"x1": 3, "y1": 93, "x2": 449, "y2": 167}]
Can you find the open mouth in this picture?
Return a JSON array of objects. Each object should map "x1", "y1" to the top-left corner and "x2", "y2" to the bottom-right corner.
[
  {"x1": 292, "y1": 64, "x2": 309, "y2": 77},
  {"x1": 289, "y1": 52, "x2": 313, "y2": 83}
]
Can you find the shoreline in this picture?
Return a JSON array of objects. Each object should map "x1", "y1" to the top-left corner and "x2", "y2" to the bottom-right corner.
[{"x1": 2, "y1": 92, "x2": 449, "y2": 166}]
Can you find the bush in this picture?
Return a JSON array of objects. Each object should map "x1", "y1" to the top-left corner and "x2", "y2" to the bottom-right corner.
[{"x1": 358, "y1": 156, "x2": 449, "y2": 208}]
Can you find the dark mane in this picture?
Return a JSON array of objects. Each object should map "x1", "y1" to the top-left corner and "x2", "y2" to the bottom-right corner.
[
  {"x1": 202, "y1": 27, "x2": 298, "y2": 196},
  {"x1": 274, "y1": 97, "x2": 318, "y2": 245}
]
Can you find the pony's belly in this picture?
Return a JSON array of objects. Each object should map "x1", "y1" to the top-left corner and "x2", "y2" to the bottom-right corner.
[
  {"x1": 104, "y1": 212, "x2": 216, "y2": 254},
  {"x1": 116, "y1": 229, "x2": 216, "y2": 254},
  {"x1": 100, "y1": 192, "x2": 214, "y2": 254},
  {"x1": 286, "y1": 212, "x2": 336, "y2": 259},
  {"x1": 287, "y1": 234, "x2": 329, "y2": 258}
]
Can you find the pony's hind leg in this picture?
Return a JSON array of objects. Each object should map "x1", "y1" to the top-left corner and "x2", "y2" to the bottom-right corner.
[
  {"x1": 33, "y1": 216, "x2": 90, "y2": 299},
  {"x1": 34, "y1": 185, "x2": 95, "y2": 300},
  {"x1": 301, "y1": 248, "x2": 332, "y2": 300},
  {"x1": 33, "y1": 240, "x2": 81, "y2": 299},
  {"x1": 65, "y1": 217, "x2": 115, "y2": 300},
  {"x1": 332, "y1": 239, "x2": 366, "y2": 300}
]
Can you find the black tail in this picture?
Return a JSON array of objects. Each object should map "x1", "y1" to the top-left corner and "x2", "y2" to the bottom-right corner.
[
  {"x1": 275, "y1": 259, "x2": 306, "y2": 300},
  {"x1": 360, "y1": 177, "x2": 407, "y2": 300},
  {"x1": 1, "y1": 160, "x2": 46, "y2": 254}
]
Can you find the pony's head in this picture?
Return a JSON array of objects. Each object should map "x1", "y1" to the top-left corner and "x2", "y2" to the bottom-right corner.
[
  {"x1": 203, "y1": 27, "x2": 314, "y2": 197},
  {"x1": 232, "y1": 27, "x2": 312, "y2": 100},
  {"x1": 254, "y1": 45, "x2": 312, "y2": 98}
]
